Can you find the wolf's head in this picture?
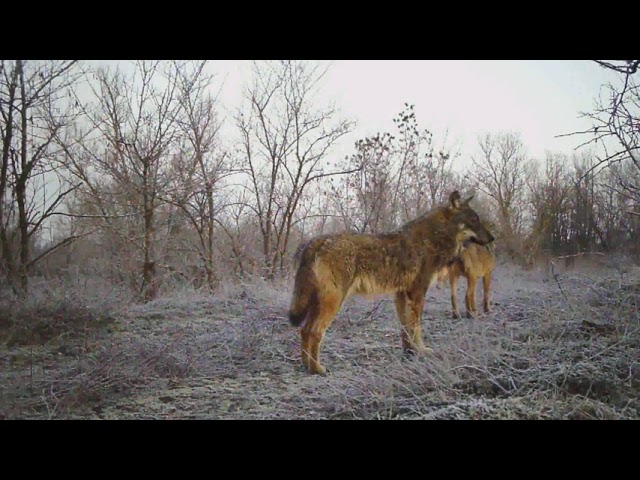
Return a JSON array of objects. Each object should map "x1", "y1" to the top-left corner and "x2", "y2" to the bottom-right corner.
[{"x1": 448, "y1": 191, "x2": 495, "y2": 246}]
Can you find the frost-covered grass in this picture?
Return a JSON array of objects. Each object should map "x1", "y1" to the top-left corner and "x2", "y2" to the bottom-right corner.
[{"x1": 1, "y1": 259, "x2": 638, "y2": 419}]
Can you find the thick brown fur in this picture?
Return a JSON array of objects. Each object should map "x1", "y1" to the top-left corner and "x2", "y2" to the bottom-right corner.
[
  {"x1": 288, "y1": 191, "x2": 495, "y2": 375},
  {"x1": 436, "y1": 241, "x2": 495, "y2": 319}
]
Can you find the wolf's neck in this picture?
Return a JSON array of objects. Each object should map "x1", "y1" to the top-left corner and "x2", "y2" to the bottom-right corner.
[{"x1": 406, "y1": 212, "x2": 460, "y2": 265}]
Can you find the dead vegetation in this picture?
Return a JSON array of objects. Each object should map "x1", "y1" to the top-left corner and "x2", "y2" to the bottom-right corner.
[
  {"x1": 1, "y1": 259, "x2": 638, "y2": 420},
  {"x1": 0, "y1": 279, "x2": 123, "y2": 348}
]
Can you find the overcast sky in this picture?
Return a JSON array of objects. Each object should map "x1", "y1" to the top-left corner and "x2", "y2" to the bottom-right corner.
[{"x1": 91, "y1": 60, "x2": 620, "y2": 166}]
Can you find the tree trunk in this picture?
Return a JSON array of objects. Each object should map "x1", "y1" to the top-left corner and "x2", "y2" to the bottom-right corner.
[{"x1": 16, "y1": 60, "x2": 29, "y2": 296}]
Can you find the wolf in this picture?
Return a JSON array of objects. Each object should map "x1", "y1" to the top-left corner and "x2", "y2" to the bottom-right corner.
[
  {"x1": 436, "y1": 241, "x2": 495, "y2": 319},
  {"x1": 288, "y1": 191, "x2": 495, "y2": 375}
]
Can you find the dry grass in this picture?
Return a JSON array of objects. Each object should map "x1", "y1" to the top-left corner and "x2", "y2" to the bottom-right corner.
[
  {"x1": 0, "y1": 277, "x2": 126, "y2": 347},
  {"x1": 1, "y1": 259, "x2": 639, "y2": 419}
]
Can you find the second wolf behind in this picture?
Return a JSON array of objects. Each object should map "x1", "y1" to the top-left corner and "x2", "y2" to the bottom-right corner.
[{"x1": 436, "y1": 241, "x2": 496, "y2": 318}]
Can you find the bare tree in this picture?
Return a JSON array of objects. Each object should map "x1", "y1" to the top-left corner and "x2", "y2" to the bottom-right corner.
[
  {"x1": 526, "y1": 153, "x2": 572, "y2": 255},
  {"x1": 328, "y1": 132, "x2": 396, "y2": 233},
  {"x1": 471, "y1": 132, "x2": 529, "y2": 251},
  {"x1": 594, "y1": 60, "x2": 640, "y2": 76},
  {"x1": 546, "y1": 60, "x2": 640, "y2": 257},
  {"x1": 166, "y1": 61, "x2": 234, "y2": 290},
  {"x1": 0, "y1": 60, "x2": 84, "y2": 295},
  {"x1": 568, "y1": 152, "x2": 606, "y2": 253},
  {"x1": 215, "y1": 189, "x2": 259, "y2": 279},
  {"x1": 62, "y1": 61, "x2": 186, "y2": 301},
  {"x1": 237, "y1": 60, "x2": 354, "y2": 279},
  {"x1": 560, "y1": 61, "x2": 640, "y2": 210},
  {"x1": 596, "y1": 162, "x2": 636, "y2": 251},
  {"x1": 393, "y1": 105, "x2": 458, "y2": 222},
  {"x1": 328, "y1": 104, "x2": 459, "y2": 234}
]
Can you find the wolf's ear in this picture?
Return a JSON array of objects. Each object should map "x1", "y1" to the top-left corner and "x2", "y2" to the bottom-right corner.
[
  {"x1": 464, "y1": 195, "x2": 474, "y2": 205},
  {"x1": 449, "y1": 191, "x2": 462, "y2": 209}
]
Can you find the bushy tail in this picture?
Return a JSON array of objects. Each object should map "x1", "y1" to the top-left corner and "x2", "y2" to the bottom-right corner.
[{"x1": 289, "y1": 262, "x2": 318, "y2": 327}]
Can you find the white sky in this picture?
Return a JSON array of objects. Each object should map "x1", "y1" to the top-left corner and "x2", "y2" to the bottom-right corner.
[
  {"x1": 90, "y1": 59, "x2": 619, "y2": 166},
  {"x1": 197, "y1": 60, "x2": 620, "y2": 164}
]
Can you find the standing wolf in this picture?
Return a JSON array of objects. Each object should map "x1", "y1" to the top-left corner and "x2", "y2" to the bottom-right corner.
[
  {"x1": 288, "y1": 191, "x2": 495, "y2": 375},
  {"x1": 436, "y1": 241, "x2": 495, "y2": 319}
]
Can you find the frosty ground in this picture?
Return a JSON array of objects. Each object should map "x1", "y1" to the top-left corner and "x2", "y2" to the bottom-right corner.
[{"x1": 1, "y1": 257, "x2": 639, "y2": 420}]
